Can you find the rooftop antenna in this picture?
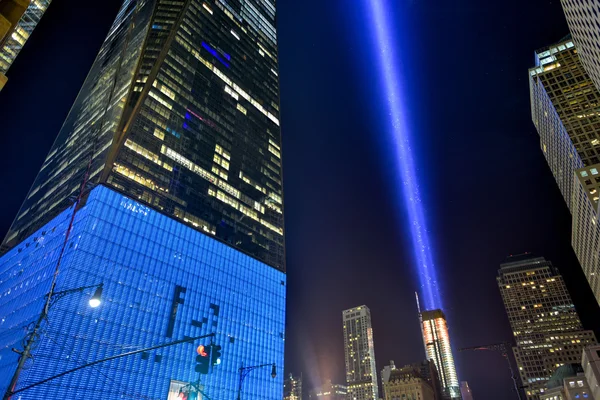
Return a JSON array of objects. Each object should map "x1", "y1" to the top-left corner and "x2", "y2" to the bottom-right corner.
[{"x1": 415, "y1": 291, "x2": 428, "y2": 358}]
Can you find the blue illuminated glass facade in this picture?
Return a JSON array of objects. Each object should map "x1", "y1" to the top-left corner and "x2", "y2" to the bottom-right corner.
[{"x1": 0, "y1": 185, "x2": 286, "y2": 399}]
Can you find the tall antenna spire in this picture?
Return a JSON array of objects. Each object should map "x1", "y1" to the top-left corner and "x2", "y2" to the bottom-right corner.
[
  {"x1": 416, "y1": 291, "x2": 427, "y2": 358},
  {"x1": 415, "y1": 291, "x2": 422, "y2": 315}
]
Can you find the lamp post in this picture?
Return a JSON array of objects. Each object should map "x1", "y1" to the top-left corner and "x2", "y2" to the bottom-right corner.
[
  {"x1": 236, "y1": 363, "x2": 276, "y2": 400},
  {"x1": 3, "y1": 282, "x2": 104, "y2": 400}
]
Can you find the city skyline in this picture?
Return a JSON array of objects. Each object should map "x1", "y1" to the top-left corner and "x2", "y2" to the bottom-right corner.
[{"x1": 2, "y1": 0, "x2": 600, "y2": 399}]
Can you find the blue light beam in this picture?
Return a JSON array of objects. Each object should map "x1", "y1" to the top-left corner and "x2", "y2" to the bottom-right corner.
[{"x1": 365, "y1": 0, "x2": 441, "y2": 310}]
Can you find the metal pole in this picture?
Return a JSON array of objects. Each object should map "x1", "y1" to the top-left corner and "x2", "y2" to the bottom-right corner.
[
  {"x1": 503, "y1": 352, "x2": 522, "y2": 400},
  {"x1": 236, "y1": 363, "x2": 244, "y2": 400},
  {"x1": 3, "y1": 126, "x2": 96, "y2": 400},
  {"x1": 9, "y1": 333, "x2": 215, "y2": 397}
]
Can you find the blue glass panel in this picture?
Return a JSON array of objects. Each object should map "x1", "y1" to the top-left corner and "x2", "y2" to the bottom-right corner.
[{"x1": 0, "y1": 186, "x2": 286, "y2": 399}]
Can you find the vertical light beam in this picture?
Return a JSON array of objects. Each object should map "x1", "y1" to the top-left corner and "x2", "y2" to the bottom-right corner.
[{"x1": 365, "y1": 0, "x2": 441, "y2": 310}]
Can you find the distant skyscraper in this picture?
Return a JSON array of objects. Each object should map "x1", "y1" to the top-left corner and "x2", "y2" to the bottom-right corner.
[
  {"x1": 0, "y1": 0, "x2": 52, "y2": 90},
  {"x1": 343, "y1": 306, "x2": 379, "y2": 400},
  {"x1": 529, "y1": 36, "x2": 600, "y2": 306},
  {"x1": 310, "y1": 380, "x2": 347, "y2": 400},
  {"x1": 2, "y1": 0, "x2": 285, "y2": 272},
  {"x1": 0, "y1": 0, "x2": 286, "y2": 398},
  {"x1": 460, "y1": 381, "x2": 473, "y2": 400},
  {"x1": 382, "y1": 364, "x2": 435, "y2": 400},
  {"x1": 420, "y1": 309, "x2": 460, "y2": 399},
  {"x1": 284, "y1": 373, "x2": 302, "y2": 400},
  {"x1": 497, "y1": 254, "x2": 597, "y2": 400},
  {"x1": 560, "y1": 0, "x2": 600, "y2": 92}
]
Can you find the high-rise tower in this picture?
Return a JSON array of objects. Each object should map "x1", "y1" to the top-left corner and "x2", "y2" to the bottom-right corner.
[
  {"x1": 529, "y1": 37, "x2": 600, "y2": 305},
  {"x1": 497, "y1": 254, "x2": 596, "y2": 400},
  {"x1": 560, "y1": 0, "x2": 600, "y2": 92},
  {"x1": 343, "y1": 305, "x2": 379, "y2": 400},
  {"x1": 0, "y1": 0, "x2": 286, "y2": 398},
  {"x1": 284, "y1": 373, "x2": 303, "y2": 400},
  {"x1": 420, "y1": 308, "x2": 460, "y2": 399},
  {"x1": 0, "y1": 0, "x2": 52, "y2": 90},
  {"x1": 2, "y1": 0, "x2": 284, "y2": 272}
]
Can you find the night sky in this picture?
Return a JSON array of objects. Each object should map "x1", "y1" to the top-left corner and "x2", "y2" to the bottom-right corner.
[{"x1": 1, "y1": 1, "x2": 600, "y2": 399}]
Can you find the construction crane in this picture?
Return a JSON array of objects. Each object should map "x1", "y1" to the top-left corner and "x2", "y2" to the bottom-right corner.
[{"x1": 458, "y1": 342, "x2": 523, "y2": 400}]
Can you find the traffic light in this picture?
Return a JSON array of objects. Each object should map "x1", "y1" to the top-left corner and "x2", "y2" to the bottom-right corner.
[
  {"x1": 195, "y1": 345, "x2": 210, "y2": 374},
  {"x1": 210, "y1": 345, "x2": 222, "y2": 366}
]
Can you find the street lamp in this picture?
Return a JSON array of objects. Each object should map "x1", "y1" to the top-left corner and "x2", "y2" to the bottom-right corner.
[
  {"x1": 236, "y1": 362, "x2": 277, "y2": 400},
  {"x1": 3, "y1": 282, "x2": 104, "y2": 400},
  {"x1": 88, "y1": 283, "x2": 103, "y2": 308}
]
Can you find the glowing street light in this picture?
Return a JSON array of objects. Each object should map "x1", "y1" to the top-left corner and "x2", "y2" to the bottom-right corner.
[{"x1": 89, "y1": 283, "x2": 103, "y2": 308}]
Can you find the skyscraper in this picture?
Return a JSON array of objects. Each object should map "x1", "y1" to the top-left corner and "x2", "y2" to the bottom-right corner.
[
  {"x1": 420, "y1": 309, "x2": 460, "y2": 399},
  {"x1": 284, "y1": 373, "x2": 303, "y2": 400},
  {"x1": 343, "y1": 306, "x2": 379, "y2": 400},
  {"x1": 529, "y1": 36, "x2": 600, "y2": 305},
  {"x1": 560, "y1": 0, "x2": 600, "y2": 92},
  {"x1": 497, "y1": 254, "x2": 597, "y2": 400},
  {"x1": 310, "y1": 380, "x2": 348, "y2": 400},
  {"x1": 0, "y1": 0, "x2": 52, "y2": 90},
  {"x1": 0, "y1": 0, "x2": 285, "y2": 398},
  {"x1": 2, "y1": 0, "x2": 284, "y2": 272}
]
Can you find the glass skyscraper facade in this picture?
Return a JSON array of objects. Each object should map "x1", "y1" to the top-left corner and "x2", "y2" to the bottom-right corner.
[
  {"x1": 343, "y1": 305, "x2": 379, "y2": 400},
  {"x1": 3, "y1": 0, "x2": 284, "y2": 271},
  {"x1": 420, "y1": 309, "x2": 460, "y2": 400},
  {"x1": 0, "y1": 0, "x2": 285, "y2": 398},
  {"x1": 0, "y1": 186, "x2": 286, "y2": 398},
  {"x1": 560, "y1": 0, "x2": 600, "y2": 93},
  {"x1": 0, "y1": 0, "x2": 52, "y2": 74},
  {"x1": 497, "y1": 255, "x2": 596, "y2": 400},
  {"x1": 529, "y1": 37, "x2": 600, "y2": 307}
]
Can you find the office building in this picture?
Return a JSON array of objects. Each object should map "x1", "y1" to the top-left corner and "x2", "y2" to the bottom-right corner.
[
  {"x1": 540, "y1": 364, "x2": 591, "y2": 400},
  {"x1": 0, "y1": 0, "x2": 52, "y2": 90},
  {"x1": 460, "y1": 381, "x2": 473, "y2": 400},
  {"x1": 382, "y1": 364, "x2": 436, "y2": 400},
  {"x1": 497, "y1": 255, "x2": 597, "y2": 400},
  {"x1": 382, "y1": 360, "x2": 443, "y2": 400},
  {"x1": 420, "y1": 309, "x2": 460, "y2": 399},
  {"x1": 560, "y1": 0, "x2": 600, "y2": 92},
  {"x1": 582, "y1": 345, "x2": 600, "y2": 400},
  {"x1": 310, "y1": 380, "x2": 347, "y2": 400},
  {"x1": 0, "y1": 0, "x2": 285, "y2": 398},
  {"x1": 343, "y1": 306, "x2": 379, "y2": 400},
  {"x1": 0, "y1": 186, "x2": 286, "y2": 398},
  {"x1": 529, "y1": 37, "x2": 600, "y2": 306},
  {"x1": 284, "y1": 373, "x2": 303, "y2": 400},
  {"x1": 1, "y1": 0, "x2": 285, "y2": 273}
]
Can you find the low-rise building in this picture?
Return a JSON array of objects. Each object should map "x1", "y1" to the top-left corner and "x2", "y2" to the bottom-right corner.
[
  {"x1": 540, "y1": 364, "x2": 592, "y2": 400},
  {"x1": 582, "y1": 345, "x2": 600, "y2": 400},
  {"x1": 382, "y1": 364, "x2": 435, "y2": 400}
]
